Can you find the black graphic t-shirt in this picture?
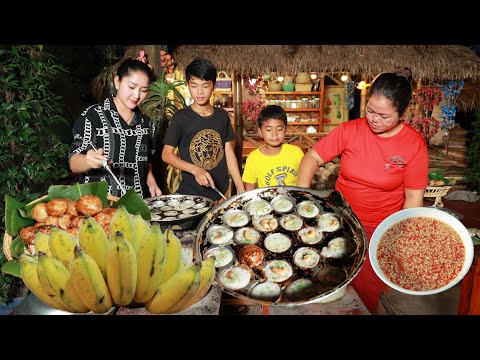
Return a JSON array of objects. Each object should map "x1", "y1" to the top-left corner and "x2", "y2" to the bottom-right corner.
[
  {"x1": 69, "y1": 96, "x2": 155, "y2": 198},
  {"x1": 163, "y1": 106, "x2": 234, "y2": 201}
]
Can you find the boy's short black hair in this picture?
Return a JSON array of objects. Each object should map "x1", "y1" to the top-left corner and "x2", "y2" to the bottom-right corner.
[
  {"x1": 257, "y1": 105, "x2": 287, "y2": 127},
  {"x1": 185, "y1": 57, "x2": 217, "y2": 85}
]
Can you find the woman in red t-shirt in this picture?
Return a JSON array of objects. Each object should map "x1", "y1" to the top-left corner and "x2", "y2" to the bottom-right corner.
[{"x1": 297, "y1": 68, "x2": 429, "y2": 313}]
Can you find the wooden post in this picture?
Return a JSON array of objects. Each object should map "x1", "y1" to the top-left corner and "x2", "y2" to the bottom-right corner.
[
  {"x1": 233, "y1": 72, "x2": 243, "y2": 192},
  {"x1": 359, "y1": 83, "x2": 370, "y2": 118}
]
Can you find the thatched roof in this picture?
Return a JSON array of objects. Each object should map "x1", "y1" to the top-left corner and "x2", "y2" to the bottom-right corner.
[
  {"x1": 171, "y1": 45, "x2": 480, "y2": 112},
  {"x1": 457, "y1": 79, "x2": 480, "y2": 112},
  {"x1": 172, "y1": 45, "x2": 480, "y2": 81}
]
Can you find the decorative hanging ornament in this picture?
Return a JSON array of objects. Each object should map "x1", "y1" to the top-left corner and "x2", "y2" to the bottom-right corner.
[
  {"x1": 344, "y1": 81, "x2": 355, "y2": 111},
  {"x1": 440, "y1": 80, "x2": 464, "y2": 131}
]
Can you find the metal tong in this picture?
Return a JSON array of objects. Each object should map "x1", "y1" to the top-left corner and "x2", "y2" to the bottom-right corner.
[{"x1": 89, "y1": 141, "x2": 126, "y2": 196}]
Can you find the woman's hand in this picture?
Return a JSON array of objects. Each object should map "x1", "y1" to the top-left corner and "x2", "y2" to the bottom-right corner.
[
  {"x1": 85, "y1": 148, "x2": 107, "y2": 170},
  {"x1": 148, "y1": 184, "x2": 162, "y2": 197},
  {"x1": 146, "y1": 166, "x2": 162, "y2": 197}
]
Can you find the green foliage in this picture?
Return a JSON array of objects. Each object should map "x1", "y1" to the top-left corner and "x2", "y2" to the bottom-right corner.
[
  {"x1": 428, "y1": 170, "x2": 451, "y2": 185},
  {"x1": 143, "y1": 78, "x2": 186, "y2": 121},
  {"x1": 466, "y1": 112, "x2": 480, "y2": 191},
  {"x1": 0, "y1": 45, "x2": 70, "y2": 303}
]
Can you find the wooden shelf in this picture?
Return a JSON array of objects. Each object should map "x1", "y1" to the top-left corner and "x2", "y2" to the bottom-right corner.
[
  {"x1": 264, "y1": 87, "x2": 325, "y2": 134},
  {"x1": 244, "y1": 132, "x2": 328, "y2": 137},
  {"x1": 284, "y1": 108, "x2": 321, "y2": 112},
  {"x1": 265, "y1": 91, "x2": 322, "y2": 95},
  {"x1": 211, "y1": 72, "x2": 235, "y2": 123}
]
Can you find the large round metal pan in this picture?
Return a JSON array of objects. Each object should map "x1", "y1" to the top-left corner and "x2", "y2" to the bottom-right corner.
[
  {"x1": 193, "y1": 186, "x2": 367, "y2": 306},
  {"x1": 144, "y1": 194, "x2": 214, "y2": 226}
]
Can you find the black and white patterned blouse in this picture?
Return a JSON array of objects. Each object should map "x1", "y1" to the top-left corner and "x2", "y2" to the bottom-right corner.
[{"x1": 69, "y1": 96, "x2": 156, "y2": 198}]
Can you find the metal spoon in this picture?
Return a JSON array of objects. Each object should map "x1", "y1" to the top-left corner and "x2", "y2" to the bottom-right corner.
[{"x1": 89, "y1": 141, "x2": 126, "y2": 196}]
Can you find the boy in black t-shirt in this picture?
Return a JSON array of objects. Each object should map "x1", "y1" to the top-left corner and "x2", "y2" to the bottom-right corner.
[{"x1": 162, "y1": 58, "x2": 245, "y2": 203}]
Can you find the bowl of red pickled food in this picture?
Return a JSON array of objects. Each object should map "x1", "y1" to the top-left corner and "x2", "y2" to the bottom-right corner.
[{"x1": 369, "y1": 207, "x2": 473, "y2": 295}]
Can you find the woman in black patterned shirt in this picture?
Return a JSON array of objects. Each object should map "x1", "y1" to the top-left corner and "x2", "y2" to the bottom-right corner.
[{"x1": 69, "y1": 58, "x2": 161, "y2": 198}]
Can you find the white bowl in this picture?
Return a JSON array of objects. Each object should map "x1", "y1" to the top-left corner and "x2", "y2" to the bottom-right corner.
[{"x1": 369, "y1": 207, "x2": 473, "y2": 296}]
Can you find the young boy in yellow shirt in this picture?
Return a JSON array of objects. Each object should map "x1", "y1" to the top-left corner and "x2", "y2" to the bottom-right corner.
[{"x1": 242, "y1": 105, "x2": 304, "y2": 190}]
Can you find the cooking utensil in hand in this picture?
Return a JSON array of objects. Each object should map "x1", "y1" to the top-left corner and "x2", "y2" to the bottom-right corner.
[
  {"x1": 211, "y1": 184, "x2": 227, "y2": 201},
  {"x1": 89, "y1": 141, "x2": 126, "y2": 196}
]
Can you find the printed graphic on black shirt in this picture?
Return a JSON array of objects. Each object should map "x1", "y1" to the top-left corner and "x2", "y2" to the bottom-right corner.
[{"x1": 189, "y1": 129, "x2": 224, "y2": 170}]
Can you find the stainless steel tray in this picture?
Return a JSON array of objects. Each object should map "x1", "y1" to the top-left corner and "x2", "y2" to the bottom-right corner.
[
  {"x1": 144, "y1": 194, "x2": 214, "y2": 226},
  {"x1": 193, "y1": 186, "x2": 367, "y2": 306}
]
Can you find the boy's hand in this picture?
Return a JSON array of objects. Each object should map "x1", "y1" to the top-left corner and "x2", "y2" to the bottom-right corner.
[{"x1": 192, "y1": 167, "x2": 215, "y2": 188}]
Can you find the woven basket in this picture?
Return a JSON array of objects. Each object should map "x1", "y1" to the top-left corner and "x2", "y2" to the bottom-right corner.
[
  {"x1": 268, "y1": 82, "x2": 282, "y2": 91},
  {"x1": 424, "y1": 186, "x2": 453, "y2": 198},
  {"x1": 2, "y1": 194, "x2": 119, "y2": 261},
  {"x1": 423, "y1": 184, "x2": 454, "y2": 208},
  {"x1": 295, "y1": 83, "x2": 312, "y2": 92}
]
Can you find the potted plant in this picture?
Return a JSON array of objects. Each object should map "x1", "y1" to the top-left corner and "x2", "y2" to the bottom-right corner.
[{"x1": 241, "y1": 98, "x2": 265, "y2": 133}]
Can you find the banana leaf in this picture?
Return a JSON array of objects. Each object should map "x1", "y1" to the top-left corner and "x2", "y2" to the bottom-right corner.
[
  {"x1": 5, "y1": 195, "x2": 35, "y2": 236},
  {"x1": 5, "y1": 182, "x2": 150, "y2": 240},
  {"x1": 1, "y1": 260, "x2": 21, "y2": 278},
  {"x1": 12, "y1": 236, "x2": 25, "y2": 259},
  {"x1": 111, "y1": 188, "x2": 151, "y2": 220},
  {"x1": 22, "y1": 181, "x2": 109, "y2": 216}
]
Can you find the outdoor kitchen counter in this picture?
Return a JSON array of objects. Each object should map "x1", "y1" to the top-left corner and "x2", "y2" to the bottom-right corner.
[
  {"x1": 116, "y1": 229, "x2": 370, "y2": 316},
  {"x1": 115, "y1": 284, "x2": 369, "y2": 315}
]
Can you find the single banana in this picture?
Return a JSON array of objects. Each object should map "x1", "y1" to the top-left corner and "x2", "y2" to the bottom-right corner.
[
  {"x1": 33, "y1": 232, "x2": 52, "y2": 257},
  {"x1": 145, "y1": 262, "x2": 201, "y2": 314},
  {"x1": 109, "y1": 206, "x2": 137, "y2": 253},
  {"x1": 49, "y1": 226, "x2": 78, "y2": 268},
  {"x1": 37, "y1": 251, "x2": 89, "y2": 313},
  {"x1": 78, "y1": 216, "x2": 109, "y2": 279},
  {"x1": 69, "y1": 245, "x2": 113, "y2": 313},
  {"x1": 134, "y1": 223, "x2": 167, "y2": 304},
  {"x1": 158, "y1": 227, "x2": 182, "y2": 285},
  {"x1": 18, "y1": 254, "x2": 68, "y2": 311},
  {"x1": 106, "y1": 231, "x2": 137, "y2": 306},
  {"x1": 178, "y1": 257, "x2": 216, "y2": 312},
  {"x1": 133, "y1": 214, "x2": 150, "y2": 249}
]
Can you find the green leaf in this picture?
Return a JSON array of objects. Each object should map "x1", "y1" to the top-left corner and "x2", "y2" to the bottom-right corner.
[
  {"x1": 47, "y1": 181, "x2": 109, "y2": 204},
  {"x1": 472, "y1": 237, "x2": 480, "y2": 246},
  {"x1": 5, "y1": 195, "x2": 34, "y2": 236},
  {"x1": 21, "y1": 182, "x2": 109, "y2": 217},
  {"x1": 112, "y1": 188, "x2": 151, "y2": 220},
  {"x1": 1, "y1": 260, "x2": 21, "y2": 278},
  {"x1": 12, "y1": 236, "x2": 25, "y2": 259}
]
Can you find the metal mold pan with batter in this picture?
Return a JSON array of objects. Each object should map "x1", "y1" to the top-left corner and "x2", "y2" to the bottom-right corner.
[{"x1": 193, "y1": 186, "x2": 367, "y2": 306}]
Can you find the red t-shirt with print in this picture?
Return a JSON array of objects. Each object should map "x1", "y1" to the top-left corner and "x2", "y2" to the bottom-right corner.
[{"x1": 313, "y1": 118, "x2": 428, "y2": 228}]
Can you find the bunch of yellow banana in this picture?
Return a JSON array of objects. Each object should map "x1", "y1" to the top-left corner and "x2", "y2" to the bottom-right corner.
[{"x1": 17, "y1": 205, "x2": 216, "y2": 314}]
